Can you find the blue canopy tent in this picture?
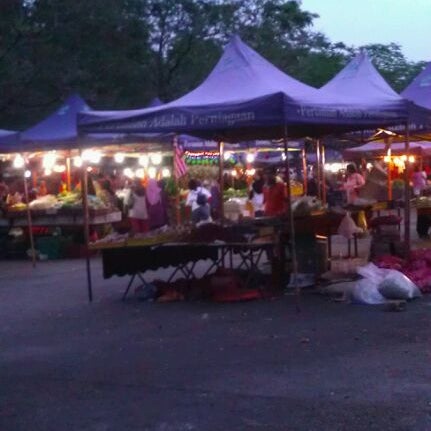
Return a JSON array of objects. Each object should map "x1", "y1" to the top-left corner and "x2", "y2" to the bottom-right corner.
[
  {"x1": 402, "y1": 61, "x2": 431, "y2": 110},
  {"x1": 78, "y1": 36, "x2": 431, "y2": 142},
  {"x1": 319, "y1": 51, "x2": 431, "y2": 246},
  {"x1": 76, "y1": 36, "x2": 431, "y2": 300}
]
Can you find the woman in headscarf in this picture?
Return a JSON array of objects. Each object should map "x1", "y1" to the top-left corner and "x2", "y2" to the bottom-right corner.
[{"x1": 146, "y1": 179, "x2": 167, "y2": 229}]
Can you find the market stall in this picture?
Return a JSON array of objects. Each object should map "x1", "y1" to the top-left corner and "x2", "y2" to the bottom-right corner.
[{"x1": 78, "y1": 36, "x2": 431, "y2": 303}]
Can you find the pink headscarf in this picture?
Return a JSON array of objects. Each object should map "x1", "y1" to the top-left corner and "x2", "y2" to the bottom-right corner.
[{"x1": 146, "y1": 179, "x2": 161, "y2": 206}]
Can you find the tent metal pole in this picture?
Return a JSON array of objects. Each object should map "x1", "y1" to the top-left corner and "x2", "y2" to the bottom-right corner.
[
  {"x1": 321, "y1": 143, "x2": 327, "y2": 206},
  {"x1": 385, "y1": 136, "x2": 393, "y2": 201},
  {"x1": 77, "y1": 138, "x2": 93, "y2": 303},
  {"x1": 283, "y1": 127, "x2": 300, "y2": 311},
  {"x1": 23, "y1": 167, "x2": 36, "y2": 268},
  {"x1": 172, "y1": 135, "x2": 181, "y2": 225},
  {"x1": 301, "y1": 148, "x2": 307, "y2": 195},
  {"x1": 404, "y1": 122, "x2": 411, "y2": 254},
  {"x1": 66, "y1": 155, "x2": 72, "y2": 192},
  {"x1": 218, "y1": 140, "x2": 225, "y2": 223},
  {"x1": 316, "y1": 139, "x2": 321, "y2": 200}
]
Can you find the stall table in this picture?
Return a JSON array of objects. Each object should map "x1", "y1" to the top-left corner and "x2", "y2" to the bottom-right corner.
[
  {"x1": 94, "y1": 239, "x2": 276, "y2": 300},
  {"x1": 0, "y1": 209, "x2": 121, "y2": 227}
]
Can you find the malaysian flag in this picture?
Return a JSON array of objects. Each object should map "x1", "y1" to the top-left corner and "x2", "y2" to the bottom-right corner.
[{"x1": 174, "y1": 138, "x2": 188, "y2": 179}]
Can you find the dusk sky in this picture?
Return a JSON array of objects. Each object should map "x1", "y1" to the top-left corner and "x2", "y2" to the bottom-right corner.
[{"x1": 301, "y1": 0, "x2": 431, "y2": 62}]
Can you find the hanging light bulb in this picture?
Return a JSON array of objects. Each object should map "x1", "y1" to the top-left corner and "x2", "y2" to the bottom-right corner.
[
  {"x1": 135, "y1": 168, "x2": 145, "y2": 179},
  {"x1": 24, "y1": 170, "x2": 31, "y2": 178},
  {"x1": 138, "y1": 154, "x2": 149, "y2": 167},
  {"x1": 123, "y1": 167, "x2": 135, "y2": 179},
  {"x1": 246, "y1": 153, "x2": 255, "y2": 163},
  {"x1": 90, "y1": 150, "x2": 101, "y2": 164},
  {"x1": 224, "y1": 151, "x2": 232, "y2": 161},
  {"x1": 231, "y1": 169, "x2": 237, "y2": 177},
  {"x1": 73, "y1": 156, "x2": 83, "y2": 168},
  {"x1": 53, "y1": 164, "x2": 66, "y2": 173},
  {"x1": 42, "y1": 152, "x2": 57, "y2": 170},
  {"x1": 148, "y1": 167, "x2": 157, "y2": 179},
  {"x1": 114, "y1": 153, "x2": 125, "y2": 163},
  {"x1": 150, "y1": 153, "x2": 162, "y2": 165},
  {"x1": 81, "y1": 149, "x2": 102, "y2": 164},
  {"x1": 162, "y1": 168, "x2": 171, "y2": 178},
  {"x1": 408, "y1": 155, "x2": 415, "y2": 163},
  {"x1": 13, "y1": 154, "x2": 25, "y2": 169}
]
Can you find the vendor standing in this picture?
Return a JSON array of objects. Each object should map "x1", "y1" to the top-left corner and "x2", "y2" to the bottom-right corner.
[
  {"x1": 263, "y1": 172, "x2": 286, "y2": 217},
  {"x1": 249, "y1": 172, "x2": 264, "y2": 217},
  {"x1": 186, "y1": 179, "x2": 211, "y2": 212},
  {"x1": 412, "y1": 165, "x2": 427, "y2": 197},
  {"x1": 342, "y1": 164, "x2": 365, "y2": 204},
  {"x1": 127, "y1": 179, "x2": 149, "y2": 234},
  {"x1": 146, "y1": 179, "x2": 168, "y2": 229}
]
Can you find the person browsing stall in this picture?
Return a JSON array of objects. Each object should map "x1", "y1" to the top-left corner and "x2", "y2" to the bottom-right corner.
[
  {"x1": 127, "y1": 179, "x2": 149, "y2": 234},
  {"x1": 342, "y1": 163, "x2": 365, "y2": 204},
  {"x1": 263, "y1": 172, "x2": 286, "y2": 217}
]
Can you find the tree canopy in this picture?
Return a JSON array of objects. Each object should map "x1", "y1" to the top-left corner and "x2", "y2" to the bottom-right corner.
[{"x1": 0, "y1": 0, "x2": 426, "y2": 129}]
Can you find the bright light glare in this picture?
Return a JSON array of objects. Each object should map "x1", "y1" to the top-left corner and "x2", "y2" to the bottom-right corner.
[
  {"x1": 246, "y1": 153, "x2": 255, "y2": 163},
  {"x1": 135, "y1": 168, "x2": 145, "y2": 179},
  {"x1": 42, "y1": 152, "x2": 57, "y2": 169},
  {"x1": 73, "y1": 156, "x2": 83, "y2": 167},
  {"x1": 123, "y1": 168, "x2": 135, "y2": 179},
  {"x1": 13, "y1": 154, "x2": 25, "y2": 169},
  {"x1": 53, "y1": 164, "x2": 66, "y2": 173},
  {"x1": 224, "y1": 151, "x2": 232, "y2": 161},
  {"x1": 148, "y1": 167, "x2": 157, "y2": 179},
  {"x1": 150, "y1": 153, "x2": 162, "y2": 165},
  {"x1": 82, "y1": 149, "x2": 102, "y2": 164},
  {"x1": 114, "y1": 153, "x2": 125, "y2": 163},
  {"x1": 24, "y1": 170, "x2": 31, "y2": 178},
  {"x1": 138, "y1": 154, "x2": 149, "y2": 167},
  {"x1": 162, "y1": 168, "x2": 171, "y2": 178}
]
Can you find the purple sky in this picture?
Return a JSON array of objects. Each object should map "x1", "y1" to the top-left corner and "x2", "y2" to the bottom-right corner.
[{"x1": 301, "y1": 0, "x2": 431, "y2": 62}]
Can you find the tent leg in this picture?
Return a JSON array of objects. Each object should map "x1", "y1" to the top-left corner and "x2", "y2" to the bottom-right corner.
[
  {"x1": 23, "y1": 170, "x2": 36, "y2": 268},
  {"x1": 283, "y1": 128, "x2": 300, "y2": 312},
  {"x1": 82, "y1": 164, "x2": 93, "y2": 302},
  {"x1": 316, "y1": 139, "x2": 321, "y2": 200},
  {"x1": 301, "y1": 148, "x2": 307, "y2": 195},
  {"x1": 404, "y1": 123, "x2": 411, "y2": 255},
  {"x1": 321, "y1": 143, "x2": 327, "y2": 206},
  {"x1": 218, "y1": 141, "x2": 225, "y2": 223}
]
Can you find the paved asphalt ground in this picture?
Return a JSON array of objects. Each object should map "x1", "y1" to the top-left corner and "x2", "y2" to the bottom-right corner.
[{"x1": 1, "y1": 257, "x2": 431, "y2": 431}]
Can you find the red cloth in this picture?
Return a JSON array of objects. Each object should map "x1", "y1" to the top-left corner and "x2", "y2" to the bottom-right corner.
[
  {"x1": 264, "y1": 183, "x2": 286, "y2": 216},
  {"x1": 130, "y1": 218, "x2": 149, "y2": 233}
]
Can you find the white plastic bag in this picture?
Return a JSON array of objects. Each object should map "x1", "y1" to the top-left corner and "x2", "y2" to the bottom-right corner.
[
  {"x1": 378, "y1": 270, "x2": 422, "y2": 300},
  {"x1": 356, "y1": 263, "x2": 391, "y2": 284},
  {"x1": 351, "y1": 278, "x2": 387, "y2": 305},
  {"x1": 337, "y1": 212, "x2": 362, "y2": 239}
]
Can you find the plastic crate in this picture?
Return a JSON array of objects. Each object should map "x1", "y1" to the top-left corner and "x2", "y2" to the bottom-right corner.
[{"x1": 35, "y1": 236, "x2": 62, "y2": 260}]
